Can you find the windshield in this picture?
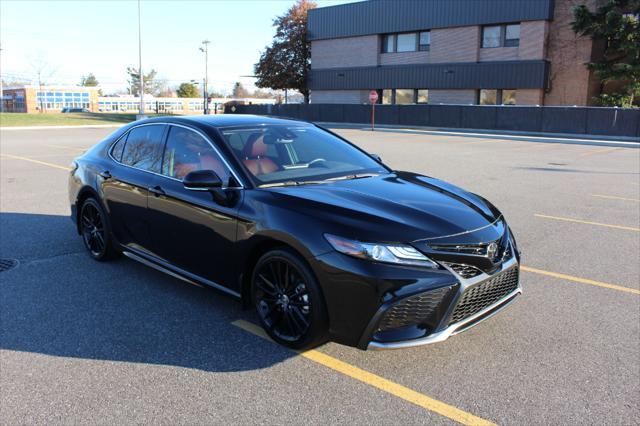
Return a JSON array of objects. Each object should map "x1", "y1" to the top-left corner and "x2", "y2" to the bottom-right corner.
[{"x1": 220, "y1": 124, "x2": 388, "y2": 185}]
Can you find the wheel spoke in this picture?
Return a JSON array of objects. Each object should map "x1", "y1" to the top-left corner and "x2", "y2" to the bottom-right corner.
[
  {"x1": 257, "y1": 274, "x2": 278, "y2": 295},
  {"x1": 283, "y1": 262, "x2": 290, "y2": 292},
  {"x1": 291, "y1": 306, "x2": 310, "y2": 329},
  {"x1": 283, "y1": 310, "x2": 298, "y2": 336},
  {"x1": 94, "y1": 232, "x2": 105, "y2": 250},
  {"x1": 81, "y1": 216, "x2": 92, "y2": 229}
]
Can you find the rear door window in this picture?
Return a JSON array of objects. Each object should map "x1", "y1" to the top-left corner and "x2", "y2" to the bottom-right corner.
[{"x1": 120, "y1": 124, "x2": 166, "y2": 173}]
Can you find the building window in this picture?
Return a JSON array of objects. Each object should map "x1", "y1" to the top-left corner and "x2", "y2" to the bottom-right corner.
[
  {"x1": 482, "y1": 26, "x2": 502, "y2": 48},
  {"x1": 501, "y1": 89, "x2": 517, "y2": 105},
  {"x1": 479, "y1": 89, "x2": 517, "y2": 105},
  {"x1": 482, "y1": 23, "x2": 520, "y2": 48},
  {"x1": 417, "y1": 89, "x2": 429, "y2": 104},
  {"x1": 505, "y1": 24, "x2": 520, "y2": 47},
  {"x1": 395, "y1": 89, "x2": 414, "y2": 104},
  {"x1": 381, "y1": 89, "x2": 393, "y2": 104},
  {"x1": 382, "y1": 31, "x2": 429, "y2": 53},
  {"x1": 419, "y1": 31, "x2": 431, "y2": 51},
  {"x1": 382, "y1": 34, "x2": 395, "y2": 53},
  {"x1": 396, "y1": 33, "x2": 417, "y2": 52},
  {"x1": 479, "y1": 89, "x2": 498, "y2": 105},
  {"x1": 377, "y1": 89, "x2": 431, "y2": 104}
]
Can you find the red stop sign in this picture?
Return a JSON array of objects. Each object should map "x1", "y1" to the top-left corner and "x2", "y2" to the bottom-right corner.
[{"x1": 369, "y1": 90, "x2": 378, "y2": 104}]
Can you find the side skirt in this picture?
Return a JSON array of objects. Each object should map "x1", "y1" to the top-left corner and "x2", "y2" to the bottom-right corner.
[{"x1": 122, "y1": 249, "x2": 242, "y2": 298}]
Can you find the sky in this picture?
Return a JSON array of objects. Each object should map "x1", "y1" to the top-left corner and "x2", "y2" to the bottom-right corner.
[{"x1": 0, "y1": 0, "x2": 358, "y2": 95}]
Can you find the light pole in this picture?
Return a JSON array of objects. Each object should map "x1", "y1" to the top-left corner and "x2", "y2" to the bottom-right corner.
[
  {"x1": 199, "y1": 40, "x2": 210, "y2": 115},
  {"x1": 137, "y1": 0, "x2": 145, "y2": 118}
]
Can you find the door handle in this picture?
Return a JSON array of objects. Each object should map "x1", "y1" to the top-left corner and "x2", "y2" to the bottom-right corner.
[
  {"x1": 99, "y1": 170, "x2": 112, "y2": 179},
  {"x1": 148, "y1": 185, "x2": 165, "y2": 197}
]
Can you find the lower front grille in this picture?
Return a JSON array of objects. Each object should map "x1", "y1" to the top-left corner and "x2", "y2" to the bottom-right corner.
[
  {"x1": 448, "y1": 267, "x2": 519, "y2": 325},
  {"x1": 443, "y1": 262, "x2": 483, "y2": 279},
  {"x1": 378, "y1": 286, "x2": 453, "y2": 332}
]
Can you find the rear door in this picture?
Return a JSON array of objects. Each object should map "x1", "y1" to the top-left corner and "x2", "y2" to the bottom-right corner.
[
  {"x1": 101, "y1": 124, "x2": 167, "y2": 253},
  {"x1": 146, "y1": 124, "x2": 242, "y2": 290}
]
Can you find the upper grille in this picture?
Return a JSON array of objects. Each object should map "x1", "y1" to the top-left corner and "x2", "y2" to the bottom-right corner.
[
  {"x1": 429, "y1": 243, "x2": 488, "y2": 256},
  {"x1": 448, "y1": 267, "x2": 519, "y2": 325},
  {"x1": 443, "y1": 263, "x2": 483, "y2": 279},
  {"x1": 429, "y1": 239, "x2": 506, "y2": 263},
  {"x1": 378, "y1": 286, "x2": 452, "y2": 332}
]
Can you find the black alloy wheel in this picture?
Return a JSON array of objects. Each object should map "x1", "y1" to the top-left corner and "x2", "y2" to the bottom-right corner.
[
  {"x1": 80, "y1": 198, "x2": 118, "y2": 261},
  {"x1": 252, "y1": 249, "x2": 328, "y2": 349}
]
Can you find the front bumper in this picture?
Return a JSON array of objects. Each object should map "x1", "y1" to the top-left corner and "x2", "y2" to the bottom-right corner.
[
  {"x1": 363, "y1": 255, "x2": 521, "y2": 350},
  {"x1": 368, "y1": 285, "x2": 521, "y2": 350}
]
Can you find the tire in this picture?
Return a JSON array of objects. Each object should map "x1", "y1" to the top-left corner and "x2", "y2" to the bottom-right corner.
[
  {"x1": 79, "y1": 197, "x2": 119, "y2": 261},
  {"x1": 251, "y1": 248, "x2": 328, "y2": 350}
]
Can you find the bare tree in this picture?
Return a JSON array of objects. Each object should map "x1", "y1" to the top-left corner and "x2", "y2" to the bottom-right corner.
[{"x1": 30, "y1": 55, "x2": 56, "y2": 113}]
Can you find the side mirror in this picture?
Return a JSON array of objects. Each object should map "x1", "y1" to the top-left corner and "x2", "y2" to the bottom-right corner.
[
  {"x1": 370, "y1": 153, "x2": 382, "y2": 163},
  {"x1": 183, "y1": 170, "x2": 222, "y2": 190}
]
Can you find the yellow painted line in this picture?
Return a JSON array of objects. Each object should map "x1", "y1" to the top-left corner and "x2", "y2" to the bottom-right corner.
[
  {"x1": 591, "y1": 194, "x2": 640, "y2": 202},
  {"x1": 0, "y1": 153, "x2": 71, "y2": 171},
  {"x1": 535, "y1": 213, "x2": 639, "y2": 232},
  {"x1": 232, "y1": 320, "x2": 495, "y2": 426},
  {"x1": 580, "y1": 147, "x2": 620, "y2": 157},
  {"x1": 521, "y1": 266, "x2": 640, "y2": 295}
]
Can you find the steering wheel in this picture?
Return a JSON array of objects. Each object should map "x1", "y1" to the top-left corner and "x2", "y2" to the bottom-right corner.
[{"x1": 308, "y1": 158, "x2": 327, "y2": 168}]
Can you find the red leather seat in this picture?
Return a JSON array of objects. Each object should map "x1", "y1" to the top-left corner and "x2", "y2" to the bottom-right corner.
[
  {"x1": 173, "y1": 155, "x2": 225, "y2": 181},
  {"x1": 242, "y1": 133, "x2": 279, "y2": 176}
]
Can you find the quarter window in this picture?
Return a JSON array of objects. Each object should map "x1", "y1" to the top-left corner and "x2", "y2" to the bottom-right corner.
[
  {"x1": 111, "y1": 137, "x2": 126, "y2": 161},
  {"x1": 120, "y1": 125, "x2": 165, "y2": 172},
  {"x1": 161, "y1": 126, "x2": 229, "y2": 182}
]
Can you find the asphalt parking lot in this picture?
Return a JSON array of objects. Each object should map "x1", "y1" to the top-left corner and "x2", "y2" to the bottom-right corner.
[{"x1": 1, "y1": 125, "x2": 638, "y2": 425}]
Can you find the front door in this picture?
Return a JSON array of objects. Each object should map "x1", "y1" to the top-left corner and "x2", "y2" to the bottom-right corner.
[{"x1": 147, "y1": 124, "x2": 241, "y2": 291}]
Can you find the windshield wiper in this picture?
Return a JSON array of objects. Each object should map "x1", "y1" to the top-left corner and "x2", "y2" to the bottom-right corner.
[
  {"x1": 325, "y1": 173, "x2": 380, "y2": 182},
  {"x1": 259, "y1": 173, "x2": 380, "y2": 188},
  {"x1": 259, "y1": 180, "x2": 327, "y2": 188}
]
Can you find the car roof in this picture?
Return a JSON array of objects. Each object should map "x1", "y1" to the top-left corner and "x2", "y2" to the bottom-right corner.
[{"x1": 139, "y1": 114, "x2": 309, "y2": 129}]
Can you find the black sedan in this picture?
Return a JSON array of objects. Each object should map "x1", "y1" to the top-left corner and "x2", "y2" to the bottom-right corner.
[{"x1": 69, "y1": 115, "x2": 521, "y2": 350}]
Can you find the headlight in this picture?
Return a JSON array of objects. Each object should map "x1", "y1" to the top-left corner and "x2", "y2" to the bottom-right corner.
[{"x1": 324, "y1": 234, "x2": 438, "y2": 268}]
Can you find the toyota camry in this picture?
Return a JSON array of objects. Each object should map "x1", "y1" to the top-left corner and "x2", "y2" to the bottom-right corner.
[{"x1": 69, "y1": 115, "x2": 521, "y2": 350}]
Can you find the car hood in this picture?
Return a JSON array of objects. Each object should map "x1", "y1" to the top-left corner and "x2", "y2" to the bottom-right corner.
[{"x1": 264, "y1": 172, "x2": 503, "y2": 243}]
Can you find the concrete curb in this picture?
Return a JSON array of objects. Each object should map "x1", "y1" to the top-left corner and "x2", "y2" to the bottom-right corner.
[
  {"x1": 316, "y1": 122, "x2": 640, "y2": 148},
  {"x1": 0, "y1": 124, "x2": 124, "y2": 131}
]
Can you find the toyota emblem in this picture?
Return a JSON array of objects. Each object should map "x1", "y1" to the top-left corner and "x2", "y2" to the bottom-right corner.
[{"x1": 487, "y1": 242, "x2": 498, "y2": 260}]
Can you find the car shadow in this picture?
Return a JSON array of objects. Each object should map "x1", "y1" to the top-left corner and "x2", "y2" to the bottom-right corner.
[{"x1": 0, "y1": 212, "x2": 295, "y2": 372}]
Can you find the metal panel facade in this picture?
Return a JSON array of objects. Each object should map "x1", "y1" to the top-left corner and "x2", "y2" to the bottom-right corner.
[
  {"x1": 225, "y1": 104, "x2": 640, "y2": 138},
  {"x1": 308, "y1": 0, "x2": 555, "y2": 40},
  {"x1": 308, "y1": 61, "x2": 549, "y2": 90}
]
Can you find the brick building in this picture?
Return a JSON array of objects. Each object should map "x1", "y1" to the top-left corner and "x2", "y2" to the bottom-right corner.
[
  {"x1": 2, "y1": 85, "x2": 100, "y2": 113},
  {"x1": 1, "y1": 85, "x2": 276, "y2": 114},
  {"x1": 308, "y1": 0, "x2": 605, "y2": 106}
]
